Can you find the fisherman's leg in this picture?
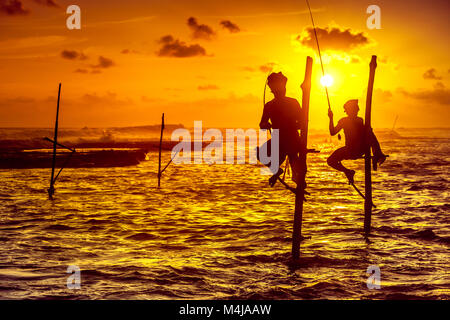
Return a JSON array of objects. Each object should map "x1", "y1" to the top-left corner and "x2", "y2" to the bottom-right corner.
[
  {"x1": 327, "y1": 147, "x2": 355, "y2": 184},
  {"x1": 268, "y1": 150, "x2": 287, "y2": 187},
  {"x1": 369, "y1": 130, "x2": 383, "y2": 156},
  {"x1": 369, "y1": 131, "x2": 387, "y2": 170},
  {"x1": 327, "y1": 147, "x2": 348, "y2": 171},
  {"x1": 288, "y1": 153, "x2": 305, "y2": 187}
]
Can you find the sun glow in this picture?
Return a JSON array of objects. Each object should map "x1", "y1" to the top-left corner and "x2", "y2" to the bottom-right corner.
[{"x1": 320, "y1": 74, "x2": 334, "y2": 87}]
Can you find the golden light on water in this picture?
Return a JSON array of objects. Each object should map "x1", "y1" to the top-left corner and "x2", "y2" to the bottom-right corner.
[{"x1": 320, "y1": 74, "x2": 334, "y2": 87}]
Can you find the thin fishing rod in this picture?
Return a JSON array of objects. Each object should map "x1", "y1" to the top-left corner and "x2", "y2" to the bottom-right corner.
[
  {"x1": 262, "y1": 72, "x2": 272, "y2": 134},
  {"x1": 263, "y1": 78, "x2": 268, "y2": 109},
  {"x1": 263, "y1": 69, "x2": 273, "y2": 110},
  {"x1": 305, "y1": 0, "x2": 332, "y2": 111}
]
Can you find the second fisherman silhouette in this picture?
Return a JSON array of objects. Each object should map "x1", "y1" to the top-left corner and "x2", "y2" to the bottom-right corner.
[
  {"x1": 327, "y1": 99, "x2": 387, "y2": 184},
  {"x1": 257, "y1": 72, "x2": 305, "y2": 187}
]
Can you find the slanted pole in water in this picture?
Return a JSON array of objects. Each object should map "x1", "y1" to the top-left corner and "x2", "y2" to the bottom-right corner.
[
  {"x1": 292, "y1": 56, "x2": 313, "y2": 260},
  {"x1": 364, "y1": 56, "x2": 377, "y2": 236},
  {"x1": 391, "y1": 115, "x2": 399, "y2": 133},
  {"x1": 157, "y1": 113, "x2": 165, "y2": 187},
  {"x1": 48, "y1": 83, "x2": 61, "y2": 199}
]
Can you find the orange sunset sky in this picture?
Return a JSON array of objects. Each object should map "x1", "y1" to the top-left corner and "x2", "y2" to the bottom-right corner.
[{"x1": 0, "y1": 0, "x2": 449, "y2": 129}]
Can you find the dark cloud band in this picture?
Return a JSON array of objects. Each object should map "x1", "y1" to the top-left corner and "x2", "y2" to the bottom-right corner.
[
  {"x1": 187, "y1": 17, "x2": 216, "y2": 40},
  {"x1": 297, "y1": 26, "x2": 370, "y2": 51},
  {"x1": 0, "y1": 0, "x2": 29, "y2": 15},
  {"x1": 423, "y1": 68, "x2": 442, "y2": 80},
  {"x1": 220, "y1": 20, "x2": 240, "y2": 33},
  {"x1": 157, "y1": 35, "x2": 207, "y2": 58}
]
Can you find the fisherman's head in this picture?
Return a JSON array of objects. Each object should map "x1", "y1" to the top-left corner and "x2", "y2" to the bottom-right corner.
[
  {"x1": 344, "y1": 99, "x2": 359, "y2": 117},
  {"x1": 267, "y1": 72, "x2": 287, "y2": 98}
]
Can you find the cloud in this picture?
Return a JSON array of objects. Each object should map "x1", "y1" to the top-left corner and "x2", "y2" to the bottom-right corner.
[
  {"x1": 0, "y1": 0, "x2": 29, "y2": 15},
  {"x1": 434, "y1": 82, "x2": 445, "y2": 90},
  {"x1": 296, "y1": 26, "x2": 370, "y2": 51},
  {"x1": 423, "y1": 68, "x2": 442, "y2": 80},
  {"x1": 121, "y1": 49, "x2": 139, "y2": 54},
  {"x1": 33, "y1": 0, "x2": 58, "y2": 7},
  {"x1": 198, "y1": 85, "x2": 219, "y2": 90},
  {"x1": 0, "y1": 96, "x2": 35, "y2": 107},
  {"x1": 71, "y1": 56, "x2": 114, "y2": 75},
  {"x1": 242, "y1": 63, "x2": 276, "y2": 73},
  {"x1": 61, "y1": 50, "x2": 78, "y2": 59},
  {"x1": 61, "y1": 50, "x2": 87, "y2": 60},
  {"x1": 187, "y1": 17, "x2": 216, "y2": 40},
  {"x1": 91, "y1": 56, "x2": 115, "y2": 69},
  {"x1": 156, "y1": 35, "x2": 207, "y2": 58},
  {"x1": 0, "y1": 0, "x2": 58, "y2": 16},
  {"x1": 241, "y1": 66, "x2": 256, "y2": 72},
  {"x1": 374, "y1": 88, "x2": 393, "y2": 103},
  {"x1": 399, "y1": 87, "x2": 450, "y2": 106},
  {"x1": 220, "y1": 20, "x2": 240, "y2": 33},
  {"x1": 259, "y1": 63, "x2": 275, "y2": 73},
  {"x1": 378, "y1": 56, "x2": 388, "y2": 64}
]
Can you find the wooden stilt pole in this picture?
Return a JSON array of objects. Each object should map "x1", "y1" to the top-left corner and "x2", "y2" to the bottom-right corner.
[
  {"x1": 157, "y1": 113, "x2": 164, "y2": 188},
  {"x1": 292, "y1": 56, "x2": 313, "y2": 260},
  {"x1": 48, "y1": 83, "x2": 61, "y2": 199},
  {"x1": 364, "y1": 56, "x2": 377, "y2": 236}
]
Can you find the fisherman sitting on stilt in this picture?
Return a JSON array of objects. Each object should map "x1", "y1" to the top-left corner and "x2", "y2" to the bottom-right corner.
[
  {"x1": 327, "y1": 99, "x2": 387, "y2": 184},
  {"x1": 256, "y1": 72, "x2": 305, "y2": 187}
]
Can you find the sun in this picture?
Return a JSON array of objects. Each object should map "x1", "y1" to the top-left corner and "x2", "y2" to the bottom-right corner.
[{"x1": 320, "y1": 74, "x2": 334, "y2": 87}]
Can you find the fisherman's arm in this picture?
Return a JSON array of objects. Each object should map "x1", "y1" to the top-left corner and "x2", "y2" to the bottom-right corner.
[{"x1": 328, "y1": 109, "x2": 342, "y2": 136}]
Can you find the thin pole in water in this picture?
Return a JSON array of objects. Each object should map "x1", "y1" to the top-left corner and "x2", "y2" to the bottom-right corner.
[
  {"x1": 364, "y1": 56, "x2": 377, "y2": 236},
  {"x1": 157, "y1": 113, "x2": 164, "y2": 188},
  {"x1": 391, "y1": 115, "x2": 399, "y2": 133},
  {"x1": 48, "y1": 83, "x2": 61, "y2": 199},
  {"x1": 292, "y1": 56, "x2": 313, "y2": 260},
  {"x1": 351, "y1": 183, "x2": 376, "y2": 208}
]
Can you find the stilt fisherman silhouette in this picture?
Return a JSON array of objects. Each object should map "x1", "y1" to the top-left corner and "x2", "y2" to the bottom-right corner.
[
  {"x1": 327, "y1": 99, "x2": 387, "y2": 184},
  {"x1": 257, "y1": 72, "x2": 305, "y2": 187}
]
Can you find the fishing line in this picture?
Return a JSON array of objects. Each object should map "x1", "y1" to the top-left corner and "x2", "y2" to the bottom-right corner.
[
  {"x1": 305, "y1": 0, "x2": 340, "y2": 139},
  {"x1": 305, "y1": 0, "x2": 332, "y2": 112},
  {"x1": 262, "y1": 70, "x2": 273, "y2": 135}
]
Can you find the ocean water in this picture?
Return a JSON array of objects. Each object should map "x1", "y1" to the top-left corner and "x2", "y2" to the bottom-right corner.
[{"x1": 0, "y1": 128, "x2": 448, "y2": 299}]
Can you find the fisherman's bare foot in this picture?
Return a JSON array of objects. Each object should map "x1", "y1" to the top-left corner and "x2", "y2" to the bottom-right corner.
[
  {"x1": 345, "y1": 169, "x2": 355, "y2": 184},
  {"x1": 269, "y1": 168, "x2": 283, "y2": 187},
  {"x1": 373, "y1": 154, "x2": 387, "y2": 171},
  {"x1": 379, "y1": 154, "x2": 387, "y2": 166}
]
